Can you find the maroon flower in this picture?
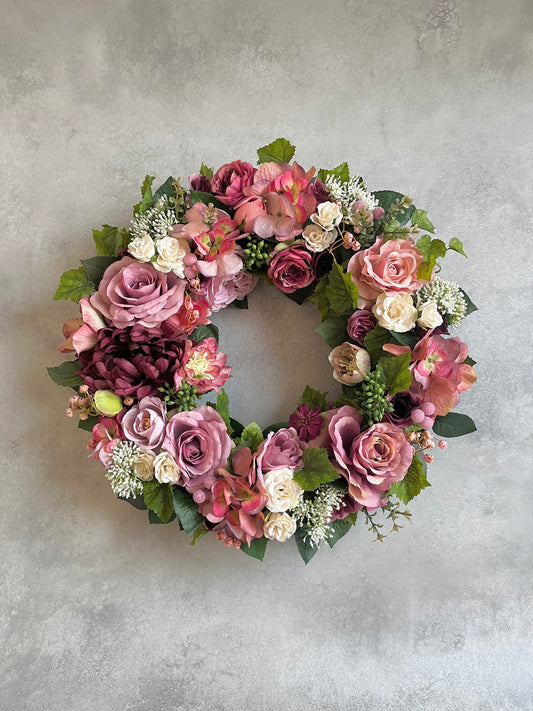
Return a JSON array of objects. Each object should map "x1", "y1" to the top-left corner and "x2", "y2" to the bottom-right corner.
[
  {"x1": 288, "y1": 404, "x2": 323, "y2": 442},
  {"x1": 211, "y1": 160, "x2": 256, "y2": 207},
  {"x1": 78, "y1": 324, "x2": 186, "y2": 399},
  {"x1": 267, "y1": 246, "x2": 315, "y2": 294},
  {"x1": 384, "y1": 390, "x2": 421, "y2": 427},
  {"x1": 188, "y1": 173, "x2": 212, "y2": 193},
  {"x1": 347, "y1": 309, "x2": 377, "y2": 346},
  {"x1": 311, "y1": 179, "x2": 331, "y2": 204}
]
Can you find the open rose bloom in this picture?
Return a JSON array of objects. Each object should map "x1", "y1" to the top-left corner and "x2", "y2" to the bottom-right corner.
[{"x1": 50, "y1": 140, "x2": 477, "y2": 561}]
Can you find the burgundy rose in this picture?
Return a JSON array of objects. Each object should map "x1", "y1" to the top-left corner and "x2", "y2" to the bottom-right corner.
[
  {"x1": 311, "y1": 178, "x2": 331, "y2": 205},
  {"x1": 211, "y1": 160, "x2": 256, "y2": 207},
  {"x1": 90, "y1": 257, "x2": 186, "y2": 329},
  {"x1": 312, "y1": 250, "x2": 334, "y2": 281},
  {"x1": 347, "y1": 309, "x2": 377, "y2": 346},
  {"x1": 267, "y1": 246, "x2": 315, "y2": 294},
  {"x1": 384, "y1": 390, "x2": 421, "y2": 427},
  {"x1": 255, "y1": 427, "x2": 304, "y2": 483},
  {"x1": 188, "y1": 173, "x2": 212, "y2": 192},
  {"x1": 121, "y1": 396, "x2": 167, "y2": 449}
]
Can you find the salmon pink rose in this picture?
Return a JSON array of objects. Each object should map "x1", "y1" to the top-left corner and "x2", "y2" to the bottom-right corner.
[
  {"x1": 267, "y1": 245, "x2": 315, "y2": 294},
  {"x1": 211, "y1": 160, "x2": 256, "y2": 207}
]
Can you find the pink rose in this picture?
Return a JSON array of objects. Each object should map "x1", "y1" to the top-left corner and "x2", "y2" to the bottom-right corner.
[
  {"x1": 347, "y1": 309, "x2": 377, "y2": 346},
  {"x1": 211, "y1": 160, "x2": 256, "y2": 207},
  {"x1": 90, "y1": 257, "x2": 186, "y2": 329},
  {"x1": 121, "y1": 396, "x2": 167, "y2": 449},
  {"x1": 162, "y1": 405, "x2": 233, "y2": 493},
  {"x1": 233, "y1": 196, "x2": 267, "y2": 233},
  {"x1": 200, "y1": 270, "x2": 258, "y2": 312},
  {"x1": 347, "y1": 237, "x2": 426, "y2": 304},
  {"x1": 255, "y1": 427, "x2": 304, "y2": 484},
  {"x1": 267, "y1": 245, "x2": 315, "y2": 294}
]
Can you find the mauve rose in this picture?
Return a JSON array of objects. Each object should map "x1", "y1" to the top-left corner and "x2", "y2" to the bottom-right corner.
[
  {"x1": 211, "y1": 160, "x2": 256, "y2": 207},
  {"x1": 200, "y1": 270, "x2": 258, "y2": 312},
  {"x1": 188, "y1": 173, "x2": 212, "y2": 192},
  {"x1": 384, "y1": 390, "x2": 421, "y2": 427},
  {"x1": 347, "y1": 309, "x2": 377, "y2": 345},
  {"x1": 121, "y1": 396, "x2": 167, "y2": 449},
  {"x1": 162, "y1": 405, "x2": 233, "y2": 493},
  {"x1": 267, "y1": 246, "x2": 315, "y2": 294},
  {"x1": 347, "y1": 237, "x2": 426, "y2": 304},
  {"x1": 255, "y1": 427, "x2": 304, "y2": 484},
  {"x1": 90, "y1": 257, "x2": 186, "y2": 329}
]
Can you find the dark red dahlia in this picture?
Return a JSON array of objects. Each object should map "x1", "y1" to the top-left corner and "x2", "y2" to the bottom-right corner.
[
  {"x1": 78, "y1": 324, "x2": 186, "y2": 399},
  {"x1": 288, "y1": 404, "x2": 323, "y2": 442}
]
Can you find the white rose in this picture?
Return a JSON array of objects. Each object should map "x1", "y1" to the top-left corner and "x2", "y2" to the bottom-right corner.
[
  {"x1": 310, "y1": 201, "x2": 343, "y2": 231},
  {"x1": 154, "y1": 451, "x2": 182, "y2": 484},
  {"x1": 302, "y1": 224, "x2": 337, "y2": 253},
  {"x1": 128, "y1": 235, "x2": 156, "y2": 263},
  {"x1": 263, "y1": 512, "x2": 297, "y2": 542},
  {"x1": 263, "y1": 467, "x2": 303, "y2": 512},
  {"x1": 132, "y1": 449, "x2": 156, "y2": 482},
  {"x1": 153, "y1": 236, "x2": 190, "y2": 277},
  {"x1": 417, "y1": 301, "x2": 443, "y2": 329},
  {"x1": 372, "y1": 292, "x2": 418, "y2": 333}
]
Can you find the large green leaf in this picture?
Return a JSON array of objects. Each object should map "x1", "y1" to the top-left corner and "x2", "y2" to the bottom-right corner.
[
  {"x1": 324, "y1": 262, "x2": 358, "y2": 318},
  {"x1": 143, "y1": 480, "x2": 175, "y2": 523},
  {"x1": 411, "y1": 208, "x2": 435, "y2": 234},
  {"x1": 293, "y1": 448, "x2": 339, "y2": 491},
  {"x1": 189, "y1": 323, "x2": 219, "y2": 344},
  {"x1": 416, "y1": 235, "x2": 447, "y2": 280},
  {"x1": 47, "y1": 361, "x2": 83, "y2": 388},
  {"x1": 153, "y1": 176, "x2": 176, "y2": 202},
  {"x1": 363, "y1": 326, "x2": 391, "y2": 366},
  {"x1": 148, "y1": 509, "x2": 177, "y2": 524},
  {"x1": 327, "y1": 516, "x2": 355, "y2": 548},
  {"x1": 53, "y1": 267, "x2": 95, "y2": 302},
  {"x1": 240, "y1": 536, "x2": 268, "y2": 561},
  {"x1": 373, "y1": 190, "x2": 415, "y2": 226},
  {"x1": 173, "y1": 486, "x2": 205, "y2": 534},
  {"x1": 92, "y1": 224, "x2": 130, "y2": 256},
  {"x1": 80, "y1": 256, "x2": 118, "y2": 286},
  {"x1": 433, "y1": 412, "x2": 477, "y2": 438},
  {"x1": 298, "y1": 385, "x2": 327, "y2": 412},
  {"x1": 389, "y1": 455, "x2": 430, "y2": 504},
  {"x1": 133, "y1": 175, "x2": 155, "y2": 214},
  {"x1": 315, "y1": 316, "x2": 349, "y2": 348},
  {"x1": 378, "y1": 352, "x2": 412, "y2": 395},
  {"x1": 294, "y1": 526, "x2": 318, "y2": 564},
  {"x1": 257, "y1": 138, "x2": 295, "y2": 165},
  {"x1": 317, "y1": 162, "x2": 350, "y2": 184},
  {"x1": 216, "y1": 389, "x2": 231, "y2": 433}
]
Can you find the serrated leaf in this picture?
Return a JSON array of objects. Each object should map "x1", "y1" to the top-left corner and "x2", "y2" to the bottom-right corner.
[
  {"x1": 294, "y1": 526, "x2": 318, "y2": 564},
  {"x1": 411, "y1": 208, "x2": 435, "y2": 233},
  {"x1": 189, "y1": 190, "x2": 228, "y2": 211},
  {"x1": 324, "y1": 261, "x2": 358, "y2": 318},
  {"x1": 459, "y1": 288, "x2": 478, "y2": 316},
  {"x1": 199, "y1": 163, "x2": 213, "y2": 179},
  {"x1": 309, "y1": 273, "x2": 331, "y2": 320},
  {"x1": 240, "y1": 422, "x2": 264, "y2": 453},
  {"x1": 416, "y1": 236, "x2": 447, "y2": 280},
  {"x1": 432, "y1": 412, "x2": 477, "y2": 438},
  {"x1": 133, "y1": 175, "x2": 155, "y2": 214},
  {"x1": 389, "y1": 455, "x2": 430, "y2": 504},
  {"x1": 47, "y1": 361, "x2": 83, "y2": 388},
  {"x1": 257, "y1": 137, "x2": 295, "y2": 165},
  {"x1": 216, "y1": 389, "x2": 231, "y2": 433},
  {"x1": 53, "y1": 267, "x2": 95, "y2": 302},
  {"x1": 298, "y1": 385, "x2": 327, "y2": 412},
  {"x1": 191, "y1": 526, "x2": 208, "y2": 545},
  {"x1": 293, "y1": 447, "x2": 339, "y2": 491},
  {"x1": 240, "y1": 536, "x2": 268, "y2": 561},
  {"x1": 262, "y1": 421, "x2": 289, "y2": 437},
  {"x1": 378, "y1": 352, "x2": 413, "y2": 395},
  {"x1": 153, "y1": 176, "x2": 176, "y2": 202},
  {"x1": 373, "y1": 191, "x2": 415, "y2": 226},
  {"x1": 316, "y1": 315, "x2": 349, "y2": 348},
  {"x1": 448, "y1": 237, "x2": 467, "y2": 258},
  {"x1": 189, "y1": 323, "x2": 219, "y2": 344},
  {"x1": 317, "y1": 162, "x2": 350, "y2": 184},
  {"x1": 80, "y1": 256, "x2": 118, "y2": 285},
  {"x1": 327, "y1": 517, "x2": 353, "y2": 548},
  {"x1": 173, "y1": 486, "x2": 205, "y2": 534},
  {"x1": 148, "y1": 509, "x2": 176, "y2": 524},
  {"x1": 92, "y1": 224, "x2": 130, "y2": 256},
  {"x1": 363, "y1": 326, "x2": 391, "y2": 366},
  {"x1": 143, "y1": 480, "x2": 175, "y2": 523}
]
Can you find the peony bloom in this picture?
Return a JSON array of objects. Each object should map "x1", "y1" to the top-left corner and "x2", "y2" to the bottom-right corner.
[
  {"x1": 267, "y1": 245, "x2": 315, "y2": 294},
  {"x1": 255, "y1": 428, "x2": 304, "y2": 484},
  {"x1": 263, "y1": 512, "x2": 297, "y2": 542},
  {"x1": 90, "y1": 257, "x2": 186, "y2": 329},
  {"x1": 347, "y1": 309, "x2": 377, "y2": 346},
  {"x1": 176, "y1": 337, "x2": 231, "y2": 394},
  {"x1": 211, "y1": 160, "x2": 256, "y2": 207},
  {"x1": 162, "y1": 405, "x2": 233, "y2": 494},
  {"x1": 328, "y1": 342, "x2": 371, "y2": 385},
  {"x1": 347, "y1": 237, "x2": 426, "y2": 306},
  {"x1": 121, "y1": 396, "x2": 167, "y2": 449},
  {"x1": 59, "y1": 297, "x2": 106, "y2": 355},
  {"x1": 372, "y1": 292, "x2": 418, "y2": 332},
  {"x1": 288, "y1": 404, "x2": 323, "y2": 442},
  {"x1": 263, "y1": 466, "x2": 303, "y2": 512},
  {"x1": 410, "y1": 334, "x2": 476, "y2": 416},
  {"x1": 87, "y1": 417, "x2": 122, "y2": 469}
]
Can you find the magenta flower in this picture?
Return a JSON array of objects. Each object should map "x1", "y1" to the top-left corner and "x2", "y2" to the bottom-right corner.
[{"x1": 288, "y1": 404, "x2": 323, "y2": 442}]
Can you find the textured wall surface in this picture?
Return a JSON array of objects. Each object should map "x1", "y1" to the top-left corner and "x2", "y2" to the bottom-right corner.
[{"x1": 1, "y1": 1, "x2": 532, "y2": 709}]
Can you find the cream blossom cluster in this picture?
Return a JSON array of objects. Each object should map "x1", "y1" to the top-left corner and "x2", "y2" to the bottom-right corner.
[
  {"x1": 291, "y1": 485, "x2": 344, "y2": 548},
  {"x1": 261, "y1": 467, "x2": 303, "y2": 543},
  {"x1": 106, "y1": 440, "x2": 144, "y2": 499},
  {"x1": 416, "y1": 277, "x2": 467, "y2": 326},
  {"x1": 324, "y1": 175, "x2": 378, "y2": 222}
]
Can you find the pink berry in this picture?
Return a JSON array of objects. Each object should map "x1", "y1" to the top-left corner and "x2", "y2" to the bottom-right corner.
[
  {"x1": 411, "y1": 408, "x2": 425, "y2": 424},
  {"x1": 184, "y1": 253, "x2": 197, "y2": 267},
  {"x1": 421, "y1": 417, "x2": 434, "y2": 429},
  {"x1": 424, "y1": 453, "x2": 434, "y2": 463},
  {"x1": 193, "y1": 490, "x2": 206, "y2": 504},
  {"x1": 438, "y1": 440, "x2": 448, "y2": 449},
  {"x1": 373, "y1": 206, "x2": 385, "y2": 220},
  {"x1": 422, "y1": 402, "x2": 436, "y2": 416}
]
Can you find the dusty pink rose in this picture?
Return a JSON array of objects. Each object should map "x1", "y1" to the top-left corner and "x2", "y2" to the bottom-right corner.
[
  {"x1": 176, "y1": 337, "x2": 231, "y2": 394},
  {"x1": 200, "y1": 270, "x2": 258, "y2": 312},
  {"x1": 347, "y1": 309, "x2": 377, "y2": 346},
  {"x1": 162, "y1": 405, "x2": 233, "y2": 493},
  {"x1": 90, "y1": 257, "x2": 186, "y2": 329},
  {"x1": 121, "y1": 396, "x2": 167, "y2": 449},
  {"x1": 347, "y1": 237, "x2": 426, "y2": 304},
  {"x1": 211, "y1": 160, "x2": 256, "y2": 207},
  {"x1": 267, "y1": 245, "x2": 315, "y2": 294},
  {"x1": 255, "y1": 427, "x2": 304, "y2": 484},
  {"x1": 233, "y1": 196, "x2": 267, "y2": 233}
]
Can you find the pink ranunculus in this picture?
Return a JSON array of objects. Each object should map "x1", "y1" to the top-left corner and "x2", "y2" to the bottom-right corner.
[
  {"x1": 267, "y1": 245, "x2": 315, "y2": 294},
  {"x1": 211, "y1": 160, "x2": 256, "y2": 207},
  {"x1": 90, "y1": 257, "x2": 186, "y2": 329},
  {"x1": 177, "y1": 337, "x2": 231, "y2": 394},
  {"x1": 233, "y1": 196, "x2": 267, "y2": 233},
  {"x1": 347, "y1": 237, "x2": 426, "y2": 305},
  {"x1": 255, "y1": 427, "x2": 304, "y2": 485},
  {"x1": 87, "y1": 417, "x2": 122, "y2": 469},
  {"x1": 347, "y1": 309, "x2": 377, "y2": 346},
  {"x1": 162, "y1": 405, "x2": 233, "y2": 494},
  {"x1": 410, "y1": 333, "x2": 477, "y2": 416},
  {"x1": 121, "y1": 396, "x2": 167, "y2": 450}
]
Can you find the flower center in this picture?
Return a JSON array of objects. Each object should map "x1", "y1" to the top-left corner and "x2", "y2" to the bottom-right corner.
[{"x1": 187, "y1": 351, "x2": 212, "y2": 378}]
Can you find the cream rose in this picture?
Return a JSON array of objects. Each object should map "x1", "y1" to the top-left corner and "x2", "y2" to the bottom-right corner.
[
  {"x1": 128, "y1": 235, "x2": 156, "y2": 263},
  {"x1": 263, "y1": 512, "x2": 297, "y2": 542},
  {"x1": 154, "y1": 236, "x2": 190, "y2": 278},
  {"x1": 417, "y1": 301, "x2": 443, "y2": 329},
  {"x1": 372, "y1": 292, "x2": 417, "y2": 332},
  {"x1": 302, "y1": 224, "x2": 336, "y2": 253},
  {"x1": 263, "y1": 466, "x2": 303, "y2": 512},
  {"x1": 310, "y1": 201, "x2": 343, "y2": 231},
  {"x1": 154, "y1": 451, "x2": 182, "y2": 485},
  {"x1": 328, "y1": 342, "x2": 371, "y2": 385},
  {"x1": 132, "y1": 449, "x2": 156, "y2": 482}
]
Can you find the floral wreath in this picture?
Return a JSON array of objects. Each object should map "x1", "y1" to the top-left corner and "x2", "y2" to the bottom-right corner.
[{"x1": 48, "y1": 138, "x2": 477, "y2": 563}]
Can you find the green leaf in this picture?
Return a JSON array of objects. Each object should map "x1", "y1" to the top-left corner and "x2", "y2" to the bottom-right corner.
[
  {"x1": 433, "y1": 412, "x2": 477, "y2": 438},
  {"x1": 92, "y1": 225, "x2": 130, "y2": 256},
  {"x1": 231, "y1": 296, "x2": 249, "y2": 309},
  {"x1": 53, "y1": 267, "x2": 95, "y2": 303},
  {"x1": 229, "y1": 417, "x2": 245, "y2": 438},
  {"x1": 378, "y1": 352, "x2": 412, "y2": 395},
  {"x1": 298, "y1": 385, "x2": 328, "y2": 412},
  {"x1": 324, "y1": 261, "x2": 358, "y2": 318},
  {"x1": 327, "y1": 517, "x2": 354, "y2": 548},
  {"x1": 448, "y1": 237, "x2": 467, "y2": 258},
  {"x1": 316, "y1": 316, "x2": 349, "y2": 348},
  {"x1": 262, "y1": 421, "x2": 289, "y2": 437},
  {"x1": 78, "y1": 415, "x2": 99, "y2": 432},
  {"x1": 191, "y1": 526, "x2": 208, "y2": 545},
  {"x1": 387, "y1": 329, "x2": 419, "y2": 349},
  {"x1": 199, "y1": 163, "x2": 213, "y2": 179},
  {"x1": 216, "y1": 389, "x2": 231, "y2": 433},
  {"x1": 47, "y1": 361, "x2": 83, "y2": 388},
  {"x1": 373, "y1": 191, "x2": 415, "y2": 226},
  {"x1": 416, "y1": 236, "x2": 447, "y2": 280},
  {"x1": 189, "y1": 323, "x2": 219, "y2": 344},
  {"x1": 283, "y1": 282, "x2": 316, "y2": 305},
  {"x1": 133, "y1": 175, "x2": 155, "y2": 214},
  {"x1": 80, "y1": 256, "x2": 118, "y2": 285},
  {"x1": 459, "y1": 288, "x2": 478, "y2": 316},
  {"x1": 317, "y1": 162, "x2": 350, "y2": 184},
  {"x1": 389, "y1": 455, "x2": 430, "y2": 504},
  {"x1": 142, "y1": 480, "x2": 175, "y2": 523},
  {"x1": 257, "y1": 138, "x2": 295, "y2": 165},
  {"x1": 293, "y1": 447, "x2": 339, "y2": 491},
  {"x1": 294, "y1": 526, "x2": 318, "y2": 564},
  {"x1": 173, "y1": 486, "x2": 205, "y2": 534},
  {"x1": 240, "y1": 422, "x2": 264, "y2": 453},
  {"x1": 309, "y1": 273, "x2": 331, "y2": 320},
  {"x1": 189, "y1": 190, "x2": 228, "y2": 212},
  {"x1": 121, "y1": 495, "x2": 147, "y2": 511},
  {"x1": 411, "y1": 208, "x2": 435, "y2": 233},
  {"x1": 153, "y1": 176, "x2": 176, "y2": 202},
  {"x1": 363, "y1": 326, "x2": 391, "y2": 366},
  {"x1": 148, "y1": 509, "x2": 176, "y2": 524},
  {"x1": 240, "y1": 536, "x2": 268, "y2": 561},
  {"x1": 464, "y1": 355, "x2": 476, "y2": 367}
]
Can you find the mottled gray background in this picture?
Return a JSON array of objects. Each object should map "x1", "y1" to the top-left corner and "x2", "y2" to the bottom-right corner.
[{"x1": 1, "y1": 0, "x2": 532, "y2": 709}]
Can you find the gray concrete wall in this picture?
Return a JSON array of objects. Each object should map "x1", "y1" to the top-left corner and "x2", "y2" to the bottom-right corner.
[{"x1": 1, "y1": 1, "x2": 532, "y2": 709}]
